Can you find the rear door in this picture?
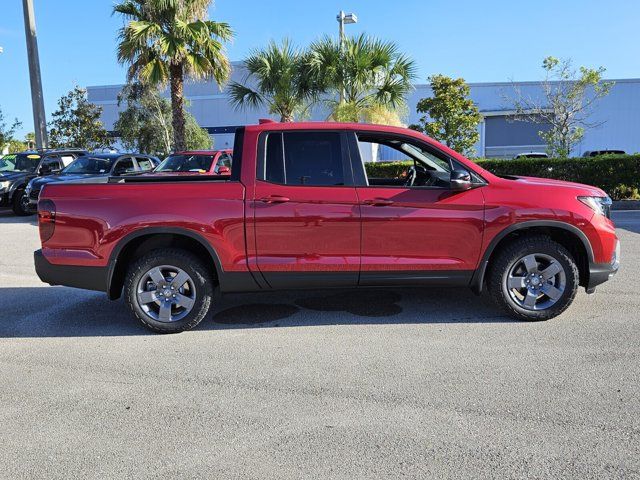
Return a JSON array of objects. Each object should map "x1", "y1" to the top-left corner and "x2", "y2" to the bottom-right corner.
[{"x1": 251, "y1": 130, "x2": 361, "y2": 288}]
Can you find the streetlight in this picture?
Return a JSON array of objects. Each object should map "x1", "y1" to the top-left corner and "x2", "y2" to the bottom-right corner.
[
  {"x1": 336, "y1": 11, "x2": 357, "y2": 47},
  {"x1": 336, "y1": 11, "x2": 357, "y2": 104}
]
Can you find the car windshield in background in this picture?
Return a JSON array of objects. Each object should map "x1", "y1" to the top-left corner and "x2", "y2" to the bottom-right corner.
[
  {"x1": 63, "y1": 157, "x2": 113, "y2": 174},
  {"x1": 156, "y1": 154, "x2": 215, "y2": 173},
  {"x1": 0, "y1": 153, "x2": 40, "y2": 173}
]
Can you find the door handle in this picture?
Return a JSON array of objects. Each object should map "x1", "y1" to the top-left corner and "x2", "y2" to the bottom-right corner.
[
  {"x1": 259, "y1": 195, "x2": 290, "y2": 204},
  {"x1": 363, "y1": 198, "x2": 394, "y2": 206}
]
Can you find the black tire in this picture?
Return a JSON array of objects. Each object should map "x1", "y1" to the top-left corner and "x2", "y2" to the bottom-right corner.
[
  {"x1": 487, "y1": 235, "x2": 579, "y2": 321},
  {"x1": 12, "y1": 189, "x2": 32, "y2": 216},
  {"x1": 124, "y1": 248, "x2": 215, "y2": 333}
]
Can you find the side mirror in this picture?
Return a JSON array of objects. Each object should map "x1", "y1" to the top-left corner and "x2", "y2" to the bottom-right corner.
[
  {"x1": 217, "y1": 166, "x2": 231, "y2": 175},
  {"x1": 450, "y1": 169, "x2": 472, "y2": 191}
]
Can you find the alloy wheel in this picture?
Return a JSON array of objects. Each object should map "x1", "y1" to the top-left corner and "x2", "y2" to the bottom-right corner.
[
  {"x1": 505, "y1": 253, "x2": 567, "y2": 311},
  {"x1": 136, "y1": 265, "x2": 196, "y2": 322}
]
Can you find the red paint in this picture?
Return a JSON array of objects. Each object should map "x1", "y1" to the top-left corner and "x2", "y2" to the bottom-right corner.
[{"x1": 37, "y1": 121, "x2": 619, "y2": 285}]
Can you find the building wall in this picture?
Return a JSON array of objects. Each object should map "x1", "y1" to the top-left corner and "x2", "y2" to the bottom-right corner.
[{"x1": 87, "y1": 63, "x2": 640, "y2": 158}]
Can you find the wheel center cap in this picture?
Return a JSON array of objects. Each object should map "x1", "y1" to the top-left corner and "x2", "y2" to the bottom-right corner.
[{"x1": 531, "y1": 277, "x2": 540, "y2": 286}]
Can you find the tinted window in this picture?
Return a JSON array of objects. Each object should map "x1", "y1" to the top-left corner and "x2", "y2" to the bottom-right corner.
[
  {"x1": 113, "y1": 158, "x2": 135, "y2": 175},
  {"x1": 264, "y1": 133, "x2": 285, "y2": 183},
  {"x1": 263, "y1": 132, "x2": 345, "y2": 186},
  {"x1": 63, "y1": 157, "x2": 113, "y2": 174},
  {"x1": 156, "y1": 154, "x2": 214, "y2": 172}
]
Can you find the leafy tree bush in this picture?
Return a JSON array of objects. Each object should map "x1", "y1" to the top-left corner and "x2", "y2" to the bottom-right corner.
[
  {"x1": 508, "y1": 57, "x2": 614, "y2": 157},
  {"x1": 115, "y1": 83, "x2": 212, "y2": 156},
  {"x1": 409, "y1": 75, "x2": 481, "y2": 156},
  {"x1": 48, "y1": 86, "x2": 111, "y2": 149},
  {"x1": 0, "y1": 106, "x2": 21, "y2": 151}
]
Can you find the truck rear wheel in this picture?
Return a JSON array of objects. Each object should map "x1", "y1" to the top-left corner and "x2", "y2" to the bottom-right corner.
[
  {"x1": 487, "y1": 235, "x2": 579, "y2": 321},
  {"x1": 124, "y1": 248, "x2": 215, "y2": 333}
]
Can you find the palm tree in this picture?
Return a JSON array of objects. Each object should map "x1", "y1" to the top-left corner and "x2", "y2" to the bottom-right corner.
[
  {"x1": 228, "y1": 39, "x2": 318, "y2": 122},
  {"x1": 114, "y1": 0, "x2": 232, "y2": 151},
  {"x1": 307, "y1": 34, "x2": 416, "y2": 123}
]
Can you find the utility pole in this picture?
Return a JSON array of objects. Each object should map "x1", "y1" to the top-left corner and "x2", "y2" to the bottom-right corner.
[{"x1": 22, "y1": 0, "x2": 48, "y2": 149}]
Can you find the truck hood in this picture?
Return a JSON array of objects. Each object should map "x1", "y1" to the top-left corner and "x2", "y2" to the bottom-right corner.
[
  {"x1": 506, "y1": 175, "x2": 607, "y2": 197},
  {"x1": 32, "y1": 173, "x2": 104, "y2": 188}
]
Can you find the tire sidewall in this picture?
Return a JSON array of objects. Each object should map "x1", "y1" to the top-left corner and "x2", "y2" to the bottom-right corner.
[
  {"x1": 125, "y1": 250, "x2": 213, "y2": 333},
  {"x1": 491, "y1": 237, "x2": 579, "y2": 321},
  {"x1": 12, "y1": 190, "x2": 31, "y2": 216}
]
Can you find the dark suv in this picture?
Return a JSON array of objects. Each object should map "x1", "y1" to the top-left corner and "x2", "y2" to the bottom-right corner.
[
  {"x1": 0, "y1": 149, "x2": 87, "y2": 215},
  {"x1": 26, "y1": 152, "x2": 159, "y2": 212}
]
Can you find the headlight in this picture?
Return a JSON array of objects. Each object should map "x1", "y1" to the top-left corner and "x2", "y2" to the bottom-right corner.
[
  {"x1": 0, "y1": 180, "x2": 10, "y2": 192},
  {"x1": 578, "y1": 195, "x2": 612, "y2": 218}
]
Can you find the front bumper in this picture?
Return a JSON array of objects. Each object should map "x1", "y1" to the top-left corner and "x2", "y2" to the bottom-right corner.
[
  {"x1": 586, "y1": 239, "x2": 620, "y2": 293},
  {"x1": 34, "y1": 249, "x2": 108, "y2": 292}
]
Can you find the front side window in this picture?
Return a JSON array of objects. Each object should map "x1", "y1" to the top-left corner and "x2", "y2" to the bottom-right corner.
[
  {"x1": 113, "y1": 158, "x2": 135, "y2": 175},
  {"x1": 261, "y1": 132, "x2": 345, "y2": 186},
  {"x1": 356, "y1": 133, "x2": 453, "y2": 188}
]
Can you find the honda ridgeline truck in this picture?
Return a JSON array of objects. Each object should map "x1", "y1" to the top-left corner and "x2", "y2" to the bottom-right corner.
[{"x1": 34, "y1": 121, "x2": 620, "y2": 333}]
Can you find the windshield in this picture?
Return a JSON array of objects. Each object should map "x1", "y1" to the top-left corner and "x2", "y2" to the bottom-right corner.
[
  {"x1": 156, "y1": 154, "x2": 215, "y2": 173},
  {"x1": 0, "y1": 153, "x2": 40, "y2": 173},
  {"x1": 63, "y1": 157, "x2": 113, "y2": 174}
]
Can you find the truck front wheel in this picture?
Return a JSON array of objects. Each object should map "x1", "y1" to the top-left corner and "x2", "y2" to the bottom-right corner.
[
  {"x1": 487, "y1": 235, "x2": 579, "y2": 321},
  {"x1": 124, "y1": 248, "x2": 215, "y2": 333}
]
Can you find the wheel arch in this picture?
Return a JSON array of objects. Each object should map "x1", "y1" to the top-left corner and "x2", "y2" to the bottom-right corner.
[
  {"x1": 470, "y1": 220, "x2": 594, "y2": 294},
  {"x1": 106, "y1": 227, "x2": 224, "y2": 300}
]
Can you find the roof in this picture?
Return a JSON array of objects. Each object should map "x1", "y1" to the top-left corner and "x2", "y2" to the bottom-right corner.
[{"x1": 172, "y1": 149, "x2": 232, "y2": 155}]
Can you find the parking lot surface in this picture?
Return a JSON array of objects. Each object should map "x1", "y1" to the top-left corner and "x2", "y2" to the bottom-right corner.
[{"x1": 0, "y1": 209, "x2": 638, "y2": 479}]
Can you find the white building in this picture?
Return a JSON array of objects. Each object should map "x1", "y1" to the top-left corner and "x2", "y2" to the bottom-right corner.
[{"x1": 87, "y1": 63, "x2": 640, "y2": 158}]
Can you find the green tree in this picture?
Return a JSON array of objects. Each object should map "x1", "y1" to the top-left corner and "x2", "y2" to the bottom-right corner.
[
  {"x1": 114, "y1": 0, "x2": 232, "y2": 151},
  {"x1": 115, "y1": 82, "x2": 211, "y2": 156},
  {"x1": 48, "y1": 86, "x2": 110, "y2": 149},
  {"x1": 510, "y1": 56, "x2": 614, "y2": 157},
  {"x1": 409, "y1": 75, "x2": 482, "y2": 156},
  {"x1": 229, "y1": 39, "x2": 318, "y2": 122},
  {"x1": 306, "y1": 34, "x2": 416, "y2": 123},
  {"x1": 0, "y1": 106, "x2": 21, "y2": 150}
]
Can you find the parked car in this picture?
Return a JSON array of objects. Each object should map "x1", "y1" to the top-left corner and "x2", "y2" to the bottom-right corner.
[
  {"x1": 513, "y1": 152, "x2": 549, "y2": 159},
  {"x1": 154, "y1": 150, "x2": 233, "y2": 175},
  {"x1": 26, "y1": 152, "x2": 159, "y2": 213},
  {"x1": 34, "y1": 121, "x2": 619, "y2": 333},
  {"x1": 0, "y1": 149, "x2": 87, "y2": 215},
  {"x1": 583, "y1": 150, "x2": 626, "y2": 157}
]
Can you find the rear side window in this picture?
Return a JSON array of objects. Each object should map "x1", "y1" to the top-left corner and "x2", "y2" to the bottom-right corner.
[{"x1": 261, "y1": 132, "x2": 345, "y2": 186}]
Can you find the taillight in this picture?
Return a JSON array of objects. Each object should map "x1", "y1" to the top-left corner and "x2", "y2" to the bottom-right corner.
[{"x1": 38, "y1": 199, "x2": 56, "y2": 243}]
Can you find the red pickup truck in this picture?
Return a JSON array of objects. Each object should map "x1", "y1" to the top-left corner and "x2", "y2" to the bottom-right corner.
[{"x1": 34, "y1": 121, "x2": 620, "y2": 333}]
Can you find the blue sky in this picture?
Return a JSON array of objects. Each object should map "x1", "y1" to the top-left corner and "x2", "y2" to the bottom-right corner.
[{"x1": 1, "y1": 0, "x2": 639, "y2": 136}]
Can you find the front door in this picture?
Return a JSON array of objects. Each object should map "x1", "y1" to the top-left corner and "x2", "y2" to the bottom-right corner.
[
  {"x1": 251, "y1": 130, "x2": 361, "y2": 288},
  {"x1": 350, "y1": 131, "x2": 485, "y2": 286}
]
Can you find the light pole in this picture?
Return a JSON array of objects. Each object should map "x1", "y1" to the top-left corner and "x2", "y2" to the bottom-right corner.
[
  {"x1": 336, "y1": 11, "x2": 357, "y2": 104},
  {"x1": 22, "y1": 0, "x2": 48, "y2": 149}
]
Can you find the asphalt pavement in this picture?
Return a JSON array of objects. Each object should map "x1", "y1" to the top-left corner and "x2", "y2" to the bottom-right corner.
[{"x1": 0, "y1": 209, "x2": 638, "y2": 479}]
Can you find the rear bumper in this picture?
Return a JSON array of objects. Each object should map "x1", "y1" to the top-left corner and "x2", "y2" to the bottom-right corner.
[{"x1": 34, "y1": 249, "x2": 108, "y2": 293}]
